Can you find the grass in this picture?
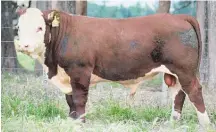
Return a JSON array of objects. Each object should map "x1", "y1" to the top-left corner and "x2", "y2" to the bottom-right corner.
[
  {"x1": 87, "y1": 99, "x2": 170, "y2": 122},
  {"x1": 16, "y1": 52, "x2": 35, "y2": 71},
  {"x1": 145, "y1": 74, "x2": 163, "y2": 88},
  {"x1": 2, "y1": 96, "x2": 66, "y2": 120},
  {"x1": 1, "y1": 72, "x2": 216, "y2": 132}
]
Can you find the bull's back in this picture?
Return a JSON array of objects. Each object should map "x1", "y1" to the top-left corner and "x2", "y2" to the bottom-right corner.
[
  {"x1": 81, "y1": 15, "x2": 192, "y2": 81},
  {"x1": 67, "y1": 13, "x2": 197, "y2": 81}
]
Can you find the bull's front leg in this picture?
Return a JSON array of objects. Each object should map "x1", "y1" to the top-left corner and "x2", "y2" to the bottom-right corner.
[
  {"x1": 65, "y1": 94, "x2": 76, "y2": 117},
  {"x1": 70, "y1": 81, "x2": 89, "y2": 122},
  {"x1": 67, "y1": 68, "x2": 91, "y2": 122}
]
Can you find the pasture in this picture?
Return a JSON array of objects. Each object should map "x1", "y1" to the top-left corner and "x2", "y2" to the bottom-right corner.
[
  {"x1": 1, "y1": 1, "x2": 216, "y2": 131},
  {"x1": 1, "y1": 54, "x2": 216, "y2": 132}
]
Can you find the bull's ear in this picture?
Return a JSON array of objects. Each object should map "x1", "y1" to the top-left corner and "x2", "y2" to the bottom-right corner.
[
  {"x1": 16, "y1": 7, "x2": 27, "y2": 16},
  {"x1": 43, "y1": 10, "x2": 60, "y2": 27}
]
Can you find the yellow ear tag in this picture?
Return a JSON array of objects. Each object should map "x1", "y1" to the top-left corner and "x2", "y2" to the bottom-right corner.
[
  {"x1": 48, "y1": 12, "x2": 54, "y2": 20},
  {"x1": 52, "y1": 16, "x2": 59, "y2": 27}
]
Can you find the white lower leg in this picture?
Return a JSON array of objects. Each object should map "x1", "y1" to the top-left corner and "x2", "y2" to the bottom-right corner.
[
  {"x1": 197, "y1": 110, "x2": 210, "y2": 126},
  {"x1": 193, "y1": 105, "x2": 211, "y2": 126},
  {"x1": 169, "y1": 81, "x2": 182, "y2": 121},
  {"x1": 187, "y1": 83, "x2": 211, "y2": 126},
  {"x1": 171, "y1": 109, "x2": 181, "y2": 121}
]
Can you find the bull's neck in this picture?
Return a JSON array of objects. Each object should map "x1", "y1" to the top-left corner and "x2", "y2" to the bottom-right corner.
[
  {"x1": 43, "y1": 11, "x2": 72, "y2": 78},
  {"x1": 45, "y1": 11, "x2": 71, "y2": 56},
  {"x1": 53, "y1": 11, "x2": 71, "y2": 53}
]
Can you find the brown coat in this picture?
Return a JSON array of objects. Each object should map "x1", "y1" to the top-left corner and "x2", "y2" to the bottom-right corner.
[{"x1": 42, "y1": 10, "x2": 208, "y2": 124}]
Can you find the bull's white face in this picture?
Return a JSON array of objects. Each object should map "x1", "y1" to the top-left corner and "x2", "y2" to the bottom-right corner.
[{"x1": 15, "y1": 8, "x2": 46, "y2": 59}]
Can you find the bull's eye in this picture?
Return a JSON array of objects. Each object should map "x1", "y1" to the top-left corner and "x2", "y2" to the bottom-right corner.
[
  {"x1": 17, "y1": 26, "x2": 20, "y2": 31},
  {"x1": 37, "y1": 27, "x2": 43, "y2": 32}
]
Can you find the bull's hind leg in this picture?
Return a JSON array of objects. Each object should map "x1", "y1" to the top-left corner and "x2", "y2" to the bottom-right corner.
[
  {"x1": 169, "y1": 80, "x2": 186, "y2": 121},
  {"x1": 179, "y1": 76, "x2": 210, "y2": 126},
  {"x1": 165, "y1": 74, "x2": 186, "y2": 121}
]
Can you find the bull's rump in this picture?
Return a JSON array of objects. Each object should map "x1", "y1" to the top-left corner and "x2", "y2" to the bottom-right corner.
[{"x1": 69, "y1": 14, "x2": 196, "y2": 81}]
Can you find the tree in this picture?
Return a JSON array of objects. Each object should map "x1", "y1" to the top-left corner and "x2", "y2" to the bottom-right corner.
[
  {"x1": 172, "y1": 1, "x2": 196, "y2": 16},
  {"x1": 207, "y1": 1, "x2": 216, "y2": 88},
  {"x1": 157, "y1": 0, "x2": 171, "y2": 105},
  {"x1": 197, "y1": 1, "x2": 216, "y2": 88},
  {"x1": 54, "y1": 1, "x2": 76, "y2": 13},
  {"x1": 157, "y1": 0, "x2": 170, "y2": 13},
  {"x1": 196, "y1": 1, "x2": 209, "y2": 85},
  {"x1": 76, "y1": 1, "x2": 87, "y2": 15},
  {"x1": 135, "y1": 2, "x2": 142, "y2": 16},
  {"x1": 1, "y1": 1, "x2": 19, "y2": 72}
]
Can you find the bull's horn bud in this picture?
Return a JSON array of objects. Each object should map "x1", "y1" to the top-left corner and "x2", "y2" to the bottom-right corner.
[{"x1": 16, "y1": 7, "x2": 27, "y2": 16}]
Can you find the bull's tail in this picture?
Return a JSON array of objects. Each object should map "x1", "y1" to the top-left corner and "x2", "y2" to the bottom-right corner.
[{"x1": 176, "y1": 14, "x2": 202, "y2": 76}]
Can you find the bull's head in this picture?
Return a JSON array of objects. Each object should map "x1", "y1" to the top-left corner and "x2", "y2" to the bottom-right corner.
[{"x1": 15, "y1": 8, "x2": 60, "y2": 59}]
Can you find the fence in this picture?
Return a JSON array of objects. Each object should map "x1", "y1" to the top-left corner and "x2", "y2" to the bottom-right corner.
[{"x1": 1, "y1": 1, "x2": 215, "y2": 108}]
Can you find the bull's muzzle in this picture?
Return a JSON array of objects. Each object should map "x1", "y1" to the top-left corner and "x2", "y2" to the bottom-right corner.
[{"x1": 14, "y1": 38, "x2": 32, "y2": 54}]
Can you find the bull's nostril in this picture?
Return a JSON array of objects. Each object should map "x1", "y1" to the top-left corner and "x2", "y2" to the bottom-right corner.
[{"x1": 24, "y1": 45, "x2": 29, "y2": 48}]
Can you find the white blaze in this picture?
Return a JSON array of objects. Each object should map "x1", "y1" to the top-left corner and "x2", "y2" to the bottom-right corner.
[{"x1": 16, "y1": 8, "x2": 46, "y2": 57}]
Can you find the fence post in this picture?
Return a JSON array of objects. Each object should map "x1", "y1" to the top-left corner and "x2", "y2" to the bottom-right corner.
[
  {"x1": 42, "y1": 68, "x2": 49, "y2": 100},
  {"x1": 161, "y1": 73, "x2": 168, "y2": 105}
]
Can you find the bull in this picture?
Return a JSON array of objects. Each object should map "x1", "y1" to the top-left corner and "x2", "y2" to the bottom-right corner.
[{"x1": 14, "y1": 8, "x2": 210, "y2": 126}]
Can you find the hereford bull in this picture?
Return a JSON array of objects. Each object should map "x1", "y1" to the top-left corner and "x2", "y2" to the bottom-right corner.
[{"x1": 15, "y1": 8, "x2": 210, "y2": 126}]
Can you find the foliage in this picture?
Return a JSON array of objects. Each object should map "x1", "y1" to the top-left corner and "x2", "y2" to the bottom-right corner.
[
  {"x1": 16, "y1": 52, "x2": 35, "y2": 71},
  {"x1": 171, "y1": 1, "x2": 196, "y2": 16},
  {"x1": 2, "y1": 96, "x2": 66, "y2": 120},
  {"x1": 87, "y1": 1, "x2": 156, "y2": 18},
  {"x1": 87, "y1": 99, "x2": 170, "y2": 122},
  {"x1": 87, "y1": 1, "x2": 196, "y2": 19}
]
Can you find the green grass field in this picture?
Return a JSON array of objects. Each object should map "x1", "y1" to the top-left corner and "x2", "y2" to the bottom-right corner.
[
  {"x1": 1, "y1": 53, "x2": 216, "y2": 131},
  {"x1": 16, "y1": 52, "x2": 35, "y2": 71},
  {"x1": 1, "y1": 72, "x2": 216, "y2": 132}
]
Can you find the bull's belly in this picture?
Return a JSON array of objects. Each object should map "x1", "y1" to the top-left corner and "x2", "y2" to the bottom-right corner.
[
  {"x1": 43, "y1": 65, "x2": 177, "y2": 95},
  {"x1": 45, "y1": 65, "x2": 72, "y2": 95}
]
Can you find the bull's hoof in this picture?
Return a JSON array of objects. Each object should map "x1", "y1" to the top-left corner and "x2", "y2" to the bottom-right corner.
[
  {"x1": 69, "y1": 111, "x2": 86, "y2": 123},
  {"x1": 79, "y1": 117, "x2": 86, "y2": 123},
  {"x1": 69, "y1": 111, "x2": 78, "y2": 119},
  {"x1": 170, "y1": 111, "x2": 181, "y2": 121}
]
